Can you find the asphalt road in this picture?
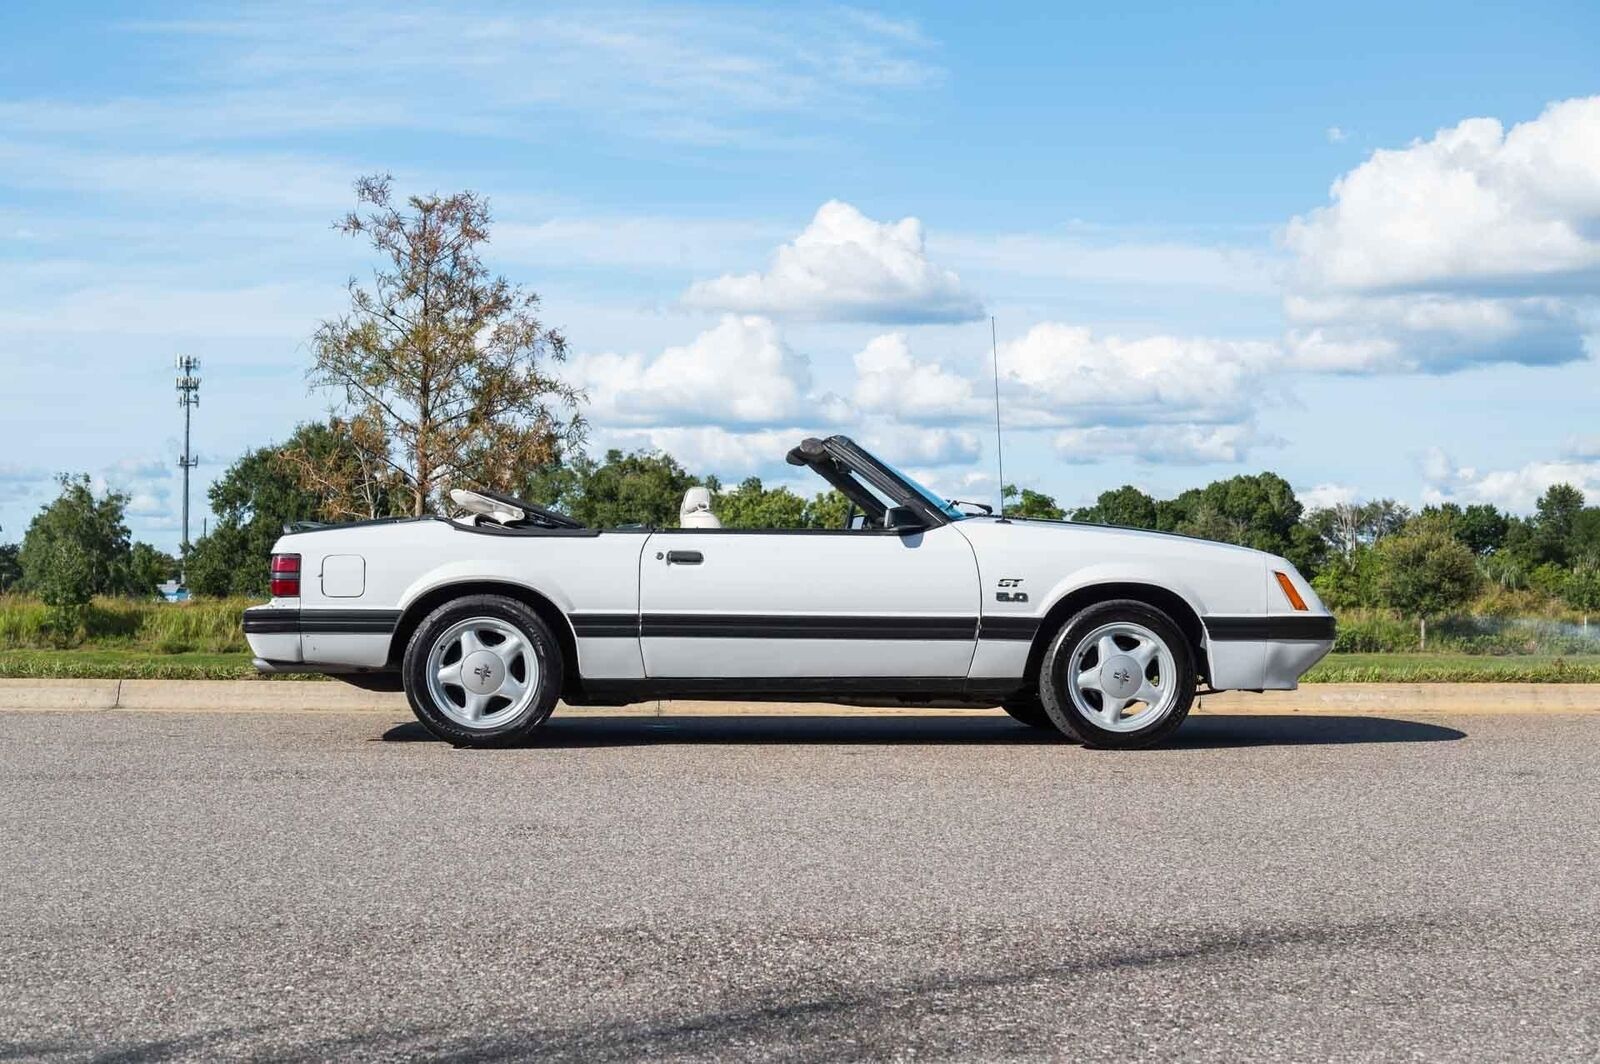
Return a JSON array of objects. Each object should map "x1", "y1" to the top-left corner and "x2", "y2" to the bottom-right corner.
[{"x1": 3, "y1": 708, "x2": 1598, "y2": 1062}]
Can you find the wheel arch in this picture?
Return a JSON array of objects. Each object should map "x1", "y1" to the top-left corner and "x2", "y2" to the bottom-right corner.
[
  {"x1": 388, "y1": 580, "x2": 583, "y2": 701},
  {"x1": 1024, "y1": 581, "x2": 1210, "y2": 689}
]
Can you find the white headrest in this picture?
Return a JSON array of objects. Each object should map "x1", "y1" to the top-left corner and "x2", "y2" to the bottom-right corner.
[
  {"x1": 450, "y1": 488, "x2": 524, "y2": 526},
  {"x1": 680, "y1": 486, "x2": 721, "y2": 528},
  {"x1": 680, "y1": 486, "x2": 714, "y2": 516}
]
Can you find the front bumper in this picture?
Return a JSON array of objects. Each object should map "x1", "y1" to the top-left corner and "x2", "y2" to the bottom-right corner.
[{"x1": 1202, "y1": 613, "x2": 1336, "y2": 691}]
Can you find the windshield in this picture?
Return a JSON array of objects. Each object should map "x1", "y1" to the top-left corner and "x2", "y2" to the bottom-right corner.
[{"x1": 876, "y1": 457, "x2": 967, "y2": 521}]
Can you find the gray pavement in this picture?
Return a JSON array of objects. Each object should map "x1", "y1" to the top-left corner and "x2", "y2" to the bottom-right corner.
[{"x1": 2, "y1": 708, "x2": 1598, "y2": 1061}]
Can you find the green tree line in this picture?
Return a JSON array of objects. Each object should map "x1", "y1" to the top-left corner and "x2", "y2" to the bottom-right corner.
[{"x1": 5, "y1": 431, "x2": 1598, "y2": 651}]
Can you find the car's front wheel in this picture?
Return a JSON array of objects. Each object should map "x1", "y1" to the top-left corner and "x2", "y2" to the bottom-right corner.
[
  {"x1": 402, "y1": 595, "x2": 562, "y2": 746},
  {"x1": 1038, "y1": 600, "x2": 1195, "y2": 749}
]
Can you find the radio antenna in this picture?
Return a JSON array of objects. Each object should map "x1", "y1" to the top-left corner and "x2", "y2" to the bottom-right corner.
[{"x1": 990, "y1": 315, "x2": 1007, "y2": 520}]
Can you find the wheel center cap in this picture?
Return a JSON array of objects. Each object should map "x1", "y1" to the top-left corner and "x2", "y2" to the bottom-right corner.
[
  {"x1": 1100, "y1": 655, "x2": 1142, "y2": 697},
  {"x1": 462, "y1": 650, "x2": 504, "y2": 694}
]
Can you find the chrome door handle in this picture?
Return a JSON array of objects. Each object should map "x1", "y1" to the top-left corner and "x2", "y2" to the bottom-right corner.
[{"x1": 665, "y1": 550, "x2": 703, "y2": 565}]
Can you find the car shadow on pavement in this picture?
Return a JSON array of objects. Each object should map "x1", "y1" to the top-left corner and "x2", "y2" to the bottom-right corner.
[{"x1": 379, "y1": 713, "x2": 1465, "y2": 749}]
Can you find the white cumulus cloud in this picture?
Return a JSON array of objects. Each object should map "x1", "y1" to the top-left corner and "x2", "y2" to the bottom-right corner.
[
  {"x1": 851, "y1": 332, "x2": 979, "y2": 421},
  {"x1": 684, "y1": 200, "x2": 983, "y2": 323},
  {"x1": 1420, "y1": 450, "x2": 1600, "y2": 513},
  {"x1": 1298, "y1": 483, "x2": 1362, "y2": 510},
  {"x1": 598, "y1": 426, "x2": 805, "y2": 479},
  {"x1": 568, "y1": 315, "x2": 815, "y2": 428},
  {"x1": 997, "y1": 322, "x2": 1277, "y2": 431},
  {"x1": 1052, "y1": 424, "x2": 1271, "y2": 466},
  {"x1": 1283, "y1": 96, "x2": 1600, "y2": 372},
  {"x1": 858, "y1": 424, "x2": 981, "y2": 467}
]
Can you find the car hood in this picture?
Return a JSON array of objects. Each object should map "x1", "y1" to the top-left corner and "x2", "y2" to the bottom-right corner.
[{"x1": 964, "y1": 515, "x2": 1274, "y2": 559}]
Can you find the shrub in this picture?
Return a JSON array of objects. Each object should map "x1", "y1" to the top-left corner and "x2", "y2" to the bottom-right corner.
[
  {"x1": 0, "y1": 595, "x2": 255, "y2": 653},
  {"x1": 1331, "y1": 610, "x2": 1418, "y2": 653}
]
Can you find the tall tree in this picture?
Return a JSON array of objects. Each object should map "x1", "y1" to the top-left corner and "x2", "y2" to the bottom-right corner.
[
  {"x1": 1162, "y1": 472, "x2": 1325, "y2": 575},
  {"x1": 1310, "y1": 500, "x2": 1410, "y2": 558},
  {"x1": 0, "y1": 535, "x2": 20, "y2": 593},
  {"x1": 522, "y1": 449, "x2": 700, "y2": 529},
  {"x1": 1375, "y1": 527, "x2": 1480, "y2": 649},
  {"x1": 715, "y1": 477, "x2": 811, "y2": 529},
  {"x1": 302, "y1": 174, "x2": 584, "y2": 516},
  {"x1": 1002, "y1": 484, "x2": 1066, "y2": 521},
  {"x1": 1532, "y1": 483, "x2": 1585, "y2": 566},
  {"x1": 804, "y1": 490, "x2": 855, "y2": 530},
  {"x1": 1072, "y1": 485, "x2": 1158, "y2": 529},
  {"x1": 188, "y1": 422, "x2": 383, "y2": 597},
  {"x1": 1563, "y1": 561, "x2": 1600, "y2": 631},
  {"x1": 275, "y1": 417, "x2": 402, "y2": 522},
  {"x1": 128, "y1": 543, "x2": 177, "y2": 597},
  {"x1": 18, "y1": 475, "x2": 142, "y2": 597},
  {"x1": 1457, "y1": 503, "x2": 1510, "y2": 556}
]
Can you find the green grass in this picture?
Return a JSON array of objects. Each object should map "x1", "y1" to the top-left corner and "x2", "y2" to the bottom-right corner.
[
  {"x1": 5, "y1": 647, "x2": 1600, "y2": 683},
  {"x1": 1304, "y1": 653, "x2": 1600, "y2": 684},
  {"x1": 0, "y1": 594, "x2": 256, "y2": 654},
  {"x1": 0, "y1": 649, "x2": 318, "y2": 680}
]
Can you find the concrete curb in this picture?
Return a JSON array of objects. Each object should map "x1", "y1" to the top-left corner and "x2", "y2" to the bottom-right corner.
[{"x1": 2, "y1": 678, "x2": 1599, "y2": 717}]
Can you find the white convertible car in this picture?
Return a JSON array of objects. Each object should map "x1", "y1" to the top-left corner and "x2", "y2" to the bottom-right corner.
[{"x1": 244, "y1": 435, "x2": 1334, "y2": 749}]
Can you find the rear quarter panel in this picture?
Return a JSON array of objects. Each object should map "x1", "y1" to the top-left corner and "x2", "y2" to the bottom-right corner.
[{"x1": 274, "y1": 520, "x2": 649, "y2": 676}]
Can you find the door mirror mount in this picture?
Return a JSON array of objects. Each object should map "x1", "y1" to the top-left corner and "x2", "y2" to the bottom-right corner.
[{"x1": 884, "y1": 505, "x2": 926, "y2": 531}]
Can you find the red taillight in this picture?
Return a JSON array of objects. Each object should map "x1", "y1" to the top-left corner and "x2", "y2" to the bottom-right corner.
[{"x1": 269, "y1": 553, "x2": 301, "y2": 598}]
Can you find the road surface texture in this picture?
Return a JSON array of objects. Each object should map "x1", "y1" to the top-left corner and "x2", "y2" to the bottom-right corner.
[{"x1": 3, "y1": 708, "x2": 1597, "y2": 1062}]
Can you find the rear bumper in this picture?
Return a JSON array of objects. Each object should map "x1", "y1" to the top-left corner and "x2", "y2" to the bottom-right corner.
[
  {"x1": 243, "y1": 605, "x2": 400, "y2": 670},
  {"x1": 243, "y1": 606, "x2": 302, "y2": 664}
]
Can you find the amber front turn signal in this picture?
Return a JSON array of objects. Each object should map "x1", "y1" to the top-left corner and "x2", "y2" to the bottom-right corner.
[{"x1": 1274, "y1": 570, "x2": 1308, "y2": 611}]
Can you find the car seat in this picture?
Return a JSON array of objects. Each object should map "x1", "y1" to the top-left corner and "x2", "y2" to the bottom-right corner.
[{"x1": 680, "y1": 487, "x2": 722, "y2": 529}]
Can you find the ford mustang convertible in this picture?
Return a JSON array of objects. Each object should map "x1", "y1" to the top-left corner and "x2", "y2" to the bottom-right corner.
[{"x1": 244, "y1": 435, "x2": 1334, "y2": 749}]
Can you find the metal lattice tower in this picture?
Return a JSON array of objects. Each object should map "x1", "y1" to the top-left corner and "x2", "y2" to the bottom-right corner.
[{"x1": 175, "y1": 356, "x2": 201, "y2": 584}]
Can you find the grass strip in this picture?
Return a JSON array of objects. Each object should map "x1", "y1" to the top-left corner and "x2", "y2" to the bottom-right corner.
[
  {"x1": 5, "y1": 650, "x2": 1600, "y2": 684},
  {"x1": 0, "y1": 650, "x2": 321, "y2": 681},
  {"x1": 1303, "y1": 653, "x2": 1600, "y2": 684}
]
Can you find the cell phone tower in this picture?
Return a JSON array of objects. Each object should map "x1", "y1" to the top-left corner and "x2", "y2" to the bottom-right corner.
[{"x1": 175, "y1": 356, "x2": 201, "y2": 584}]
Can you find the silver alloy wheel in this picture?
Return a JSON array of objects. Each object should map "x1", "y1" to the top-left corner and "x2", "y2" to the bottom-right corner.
[
  {"x1": 1065, "y1": 621, "x2": 1179, "y2": 733},
  {"x1": 423, "y1": 616, "x2": 540, "y2": 730}
]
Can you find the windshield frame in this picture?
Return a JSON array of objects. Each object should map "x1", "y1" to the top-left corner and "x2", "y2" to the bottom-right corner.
[
  {"x1": 870, "y1": 456, "x2": 967, "y2": 522},
  {"x1": 799, "y1": 436, "x2": 964, "y2": 528}
]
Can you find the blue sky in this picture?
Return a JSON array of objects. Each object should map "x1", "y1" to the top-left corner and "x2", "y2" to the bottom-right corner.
[{"x1": 3, "y1": 0, "x2": 1599, "y2": 552}]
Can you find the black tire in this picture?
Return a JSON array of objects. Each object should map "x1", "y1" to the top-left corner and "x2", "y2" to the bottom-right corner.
[
  {"x1": 1037, "y1": 599, "x2": 1196, "y2": 750},
  {"x1": 1000, "y1": 693, "x2": 1056, "y2": 729},
  {"x1": 402, "y1": 594, "x2": 563, "y2": 747}
]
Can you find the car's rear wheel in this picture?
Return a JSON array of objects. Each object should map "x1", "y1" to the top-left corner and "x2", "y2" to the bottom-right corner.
[
  {"x1": 1038, "y1": 599, "x2": 1195, "y2": 749},
  {"x1": 403, "y1": 595, "x2": 562, "y2": 746}
]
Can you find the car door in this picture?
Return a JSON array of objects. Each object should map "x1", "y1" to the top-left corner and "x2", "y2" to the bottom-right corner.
[{"x1": 637, "y1": 525, "x2": 981, "y2": 680}]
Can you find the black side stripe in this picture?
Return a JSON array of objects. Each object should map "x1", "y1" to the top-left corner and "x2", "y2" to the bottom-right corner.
[
  {"x1": 1205, "y1": 615, "x2": 1336, "y2": 641},
  {"x1": 978, "y1": 616, "x2": 1041, "y2": 641},
  {"x1": 572, "y1": 612, "x2": 1047, "y2": 641},
  {"x1": 642, "y1": 614, "x2": 978, "y2": 640},
  {"x1": 243, "y1": 609, "x2": 401, "y2": 636},
  {"x1": 241, "y1": 608, "x2": 299, "y2": 634},
  {"x1": 570, "y1": 613, "x2": 639, "y2": 638}
]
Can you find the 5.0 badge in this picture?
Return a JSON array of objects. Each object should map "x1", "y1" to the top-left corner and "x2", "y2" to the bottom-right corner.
[{"x1": 995, "y1": 577, "x2": 1028, "y2": 603}]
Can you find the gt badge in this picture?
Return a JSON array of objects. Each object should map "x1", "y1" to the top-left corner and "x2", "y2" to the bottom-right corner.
[{"x1": 995, "y1": 578, "x2": 1028, "y2": 603}]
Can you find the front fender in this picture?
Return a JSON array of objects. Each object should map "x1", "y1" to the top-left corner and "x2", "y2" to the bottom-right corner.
[{"x1": 1035, "y1": 563, "x2": 1216, "y2": 628}]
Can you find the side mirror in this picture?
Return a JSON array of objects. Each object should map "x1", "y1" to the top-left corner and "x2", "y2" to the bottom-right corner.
[{"x1": 884, "y1": 505, "x2": 925, "y2": 531}]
